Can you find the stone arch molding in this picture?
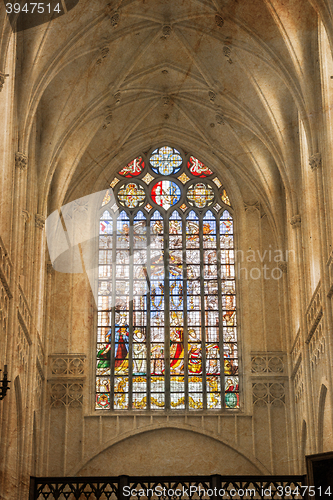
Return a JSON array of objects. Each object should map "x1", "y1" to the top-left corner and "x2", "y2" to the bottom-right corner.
[{"x1": 74, "y1": 424, "x2": 270, "y2": 476}]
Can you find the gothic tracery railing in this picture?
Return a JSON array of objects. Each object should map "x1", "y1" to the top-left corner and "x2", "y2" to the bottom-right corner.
[{"x1": 30, "y1": 475, "x2": 306, "y2": 500}]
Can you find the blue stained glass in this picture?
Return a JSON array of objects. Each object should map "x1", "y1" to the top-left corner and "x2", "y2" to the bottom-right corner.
[
  {"x1": 170, "y1": 210, "x2": 182, "y2": 220},
  {"x1": 150, "y1": 146, "x2": 182, "y2": 175},
  {"x1": 102, "y1": 210, "x2": 112, "y2": 219},
  {"x1": 221, "y1": 210, "x2": 231, "y2": 219},
  {"x1": 135, "y1": 210, "x2": 146, "y2": 220},
  {"x1": 187, "y1": 210, "x2": 199, "y2": 221},
  {"x1": 220, "y1": 219, "x2": 233, "y2": 234},
  {"x1": 203, "y1": 210, "x2": 215, "y2": 220},
  {"x1": 151, "y1": 210, "x2": 163, "y2": 220}
]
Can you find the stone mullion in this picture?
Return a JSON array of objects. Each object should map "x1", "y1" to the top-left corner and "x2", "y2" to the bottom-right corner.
[
  {"x1": 110, "y1": 214, "x2": 116, "y2": 410},
  {"x1": 128, "y1": 219, "x2": 133, "y2": 410},
  {"x1": 146, "y1": 217, "x2": 151, "y2": 410},
  {"x1": 182, "y1": 214, "x2": 188, "y2": 410},
  {"x1": 216, "y1": 216, "x2": 224, "y2": 410},
  {"x1": 200, "y1": 216, "x2": 207, "y2": 410},
  {"x1": 164, "y1": 215, "x2": 170, "y2": 410}
]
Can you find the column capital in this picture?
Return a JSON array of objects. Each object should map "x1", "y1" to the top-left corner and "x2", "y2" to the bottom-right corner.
[
  {"x1": 278, "y1": 261, "x2": 288, "y2": 273},
  {"x1": 309, "y1": 153, "x2": 321, "y2": 171},
  {"x1": 15, "y1": 152, "x2": 28, "y2": 170},
  {"x1": 290, "y1": 214, "x2": 301, "y2": 228},
  {"x1": 35, "y1": 213, "x2": 46, "y2": 229},
  {"x1": 22, "y1": 209, "x2": 31, "y2": 222},
  {"x1": 0, "y1": 72, "x2": 9, "y2": 92}
]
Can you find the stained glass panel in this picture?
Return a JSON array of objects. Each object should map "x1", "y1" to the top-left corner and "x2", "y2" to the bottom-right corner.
[
  {"x1": 119, "y1": 156, "x2": 144, "y2": 177},
  {"x1": 110, "y1": 177, "x2": 119, "y2": 189},
  {"x1": 150, "y1": 146, "x2": 182, "y2": 175},
  {"x1": 188, "y1": 156, "x2": 213, "y2": 177},
  {"x1": 151, "y1": 181, "x2": 181, "y2": 209},
  {"x1": 221, "y1": 188, "x2": 231, "y2": 206},
  {"x1": 96, "y1": 147, "x2": 238, "y2": 411},
  {"x1": 187, "y1": 183, "x2": 214, "y2": 208},
  {"x1": 102, "y1": 190, "x2": 111, "y2": 206},
  {"x1": 118, "y1": 183, "x2": 145, "y2": 208}
]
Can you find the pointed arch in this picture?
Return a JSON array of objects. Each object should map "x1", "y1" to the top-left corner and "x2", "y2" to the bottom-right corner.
[{"x1": 96, "y1": 146, "x2": 238, "y2": 411}]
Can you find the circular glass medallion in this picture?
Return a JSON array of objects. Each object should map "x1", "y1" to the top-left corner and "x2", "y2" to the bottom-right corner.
[
  {"x1": 187, "y1": 182, "x2": 215, "y2": 208},
  {"x1": 150, "y1": 146, "x2": 182, "y2": 175},
  {"x1": 225, "y1": 392, "x2": 238, "y2": 408},
  {"x1": 117, "y1": 182, "x2": 145, "y2": 208},
  {"x1": 151, "y1": 181, "x2": 181, "y2": 210}
]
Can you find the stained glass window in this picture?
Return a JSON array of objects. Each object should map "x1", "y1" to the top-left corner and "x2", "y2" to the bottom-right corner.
[
  {"x1": 119, "y1": 156, "x2": 144, "y2": 177},
  {"x1": 96, "y1": 146, "x2": 239, "y2": 411}
]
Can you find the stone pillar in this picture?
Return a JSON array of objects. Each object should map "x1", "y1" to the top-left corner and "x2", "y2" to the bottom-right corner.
[
  {"x1": 290, "y1": 213, "x2": 316, "y2": 458},
  {"x1": 309, "y1": 153, "x2": 333, "y2": 451}
]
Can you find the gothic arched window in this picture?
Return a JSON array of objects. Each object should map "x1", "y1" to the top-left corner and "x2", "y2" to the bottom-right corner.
[{"x1": 96, "y1": 146, "x2": 238, "y2": 411}]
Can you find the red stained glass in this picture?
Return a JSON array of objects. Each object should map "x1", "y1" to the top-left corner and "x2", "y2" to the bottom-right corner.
[
  {"x1": 119, "y1": 156, "x2": 144, "y2": 177},
  {"x1": 187, "y1": 156, "x2": 213, "y2": 177},
  {"x1": 151, "y1": 181, "x2": 181, "y2": 209}
]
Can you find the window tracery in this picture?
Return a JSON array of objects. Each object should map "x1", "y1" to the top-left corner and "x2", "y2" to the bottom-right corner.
[{"x1": 96, "y1": 146, "x2": 238, "y2": 411}]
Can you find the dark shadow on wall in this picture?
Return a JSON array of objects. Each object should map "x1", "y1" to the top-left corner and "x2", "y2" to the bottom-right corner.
[{"x1": 2, "y1": 0, "x2": 80, "y2": 32}]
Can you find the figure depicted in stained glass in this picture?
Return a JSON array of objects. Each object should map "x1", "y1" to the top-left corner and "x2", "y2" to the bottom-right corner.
[
  {"x1": 170, "y1": 328, "x2": 185, "y2": 374},
  {"x1": 225, "y1": 377, "x2": 239, "y2": 408},
  {"x1": 225, "y1": 377, "x2": 239, "y2": 391},
  {"x1": 97, "y1": 329, "x2": 112, "y2": 373},
  {"x1": 151, "y1": 181, "x2": 181, "y2": 210},
  {"x1": 169, "y1": 255, "x2": 182, "y2": 278},
  {"x1": 133, "y1": 330, "x2": 147, "y2": 375},
  {"x1": 114, "y1": 326, "x2": 129, "y2": 374},
  {"x1": 223, "y1": 296, "x2": 236, "y2": 326},
  {"x1": 206, "y1": 344, "x2": 220, "y2": 374},
  {"x1": 96, "y1": 377, "x2": 110, "y2": 393},
  {"x1": 188, "y1": 329, "x2": 202, "y2": 374},
  {"x1": 151, "y1": 344, "x2": 164, "y2": 374}
]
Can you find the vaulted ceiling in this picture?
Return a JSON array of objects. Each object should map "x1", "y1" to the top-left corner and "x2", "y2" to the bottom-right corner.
[{"x1": 1, "y1": 0, "x2": 332, "y2": 240}]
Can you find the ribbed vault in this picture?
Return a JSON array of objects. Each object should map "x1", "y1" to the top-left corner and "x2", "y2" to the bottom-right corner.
[{"x1": 1, "y1": 0, "x2": 332, "y2": 242}]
